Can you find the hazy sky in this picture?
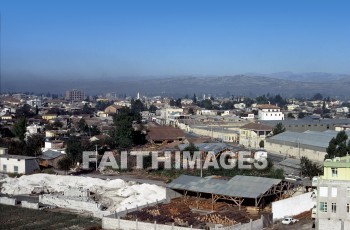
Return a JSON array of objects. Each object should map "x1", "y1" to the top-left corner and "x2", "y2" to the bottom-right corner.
[{"x1": 1, "y1": 0, "x2": 350, "y2": 79}]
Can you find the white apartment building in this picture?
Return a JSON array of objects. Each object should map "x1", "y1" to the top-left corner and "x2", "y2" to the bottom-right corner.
[{"x1": 257, "y1": 104, "x2": 284, "y2": 121}]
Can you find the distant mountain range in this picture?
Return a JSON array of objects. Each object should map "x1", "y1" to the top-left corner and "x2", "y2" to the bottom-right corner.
[{"x1": 2, "y1": 72, "x2": 350, "y2": 98}]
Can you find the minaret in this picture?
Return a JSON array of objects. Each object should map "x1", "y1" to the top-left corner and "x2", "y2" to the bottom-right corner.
[{"x1": 137, "y1": 92, "x2": 140, "y2": 100}]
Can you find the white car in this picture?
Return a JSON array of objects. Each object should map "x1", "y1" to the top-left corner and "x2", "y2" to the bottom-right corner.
[{"x1": 281, "y1": 217, "x2": 299, "y2": 225}]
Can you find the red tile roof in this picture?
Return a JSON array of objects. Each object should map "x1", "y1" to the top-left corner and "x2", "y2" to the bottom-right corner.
[
  {"x1": 256, "y1": 104, "x2": 280, "y2": 109},
  {"x1": 146, "y1": 126, "x2": 185, "y2": 142}
]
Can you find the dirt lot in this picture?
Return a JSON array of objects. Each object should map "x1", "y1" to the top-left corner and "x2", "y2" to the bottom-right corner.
[
  {"x1": 0, "y1": 204, "x2": 101, "y2": 230},
  {"x1": 268, "y1": 218, "x2": 314, "y2": 229}
]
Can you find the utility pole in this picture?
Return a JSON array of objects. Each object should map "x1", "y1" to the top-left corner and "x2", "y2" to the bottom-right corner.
[
  {"x1": 95, "y1": 144, "x2": 98, "y2": 171},
  {"x1": 298, "y1": 138, "x2": 300, "y2": 159},
  {"x1": 200, "y1": 151, "x2": 203, "y2": 178}
]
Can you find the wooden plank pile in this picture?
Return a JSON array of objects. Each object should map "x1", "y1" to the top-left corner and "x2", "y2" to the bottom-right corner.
[
  {"x1": 124, "y1": 196, "x2": 262, "y2": 228},
  {"x1": 196, "y1": 213, "x2": 237, "y2": 226}
]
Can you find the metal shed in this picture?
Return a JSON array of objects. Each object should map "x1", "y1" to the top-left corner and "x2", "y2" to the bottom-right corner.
[{"x1": 167, "y1": 175, "x2": 297, "y2": 210}]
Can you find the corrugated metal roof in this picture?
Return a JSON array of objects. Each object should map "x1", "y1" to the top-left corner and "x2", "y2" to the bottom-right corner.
[
  {"x1": 39, "y1": 150, "x2": 65, "y2": 160},
  {"x1": 268, "y1": 130, "x2": 350, "y2": 149},
  {"x1": 167, "y1": 175, "x2": 281, "y2": 199},
  {"x1": 178, "y1": 143, "x2": 240, "y2": 155}
]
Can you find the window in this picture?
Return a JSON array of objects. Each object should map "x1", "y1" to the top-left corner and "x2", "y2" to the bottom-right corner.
[
  {"x1": 331, "y1": 203, "x2": 337, "y2": 213},
  {"x1": 347, "y1": 204, "x2": 350, "y2": 213},
  {"x1": 3, "y1": 165, "x2": 7, "y2": 172},
  {"x1": 320, "y1": 187, "x2": 328, "y2": 197},
  {"x1": 332, "y1": 168, "x2": 338, "y2": 177},
  {"x1": 320, "y1": 202, "x2": 328, "y2": 212},
  {"x1": 14, "y1": 166, "x2": 18, "y2": 173}
]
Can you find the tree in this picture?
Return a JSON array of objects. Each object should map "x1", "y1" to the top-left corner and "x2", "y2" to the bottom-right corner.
[
  {"x1": 169, "y1": 99, "x2": 175, "y2": 106},
  {"x1": 12, "y1": 118, "x2": 26, "y2": 142},
  {"x1": 52, "y1": 120, "x2": 63, "y2": 129},
  {"x1": 131, "y1": 99, "x2": 145, "y2": 114},
  {"x1": 312, "y1": 93, "x2": 323, "y2": 101},
  {"x1": 89, "y1": 125, "x2": 101, "y2": 136},
  {"x1": 110, "y1": 108, "x2": 135, "y2": 150},
  {"x1": 244, "y1": 98, "x2": 254, "y2": 107},
  {"x1": 175, "y1": 98, "x2": 182, "y2": 108},
  {"x1": 65, "y1": 137, "x2": 83, "y2": 165},
  {"x1": 25, "y1": 134, "x2": 44, "y2": 156},
  {"x1": 325, "y1": 131, "x2": 349, "y2": 159},
  {"x1": 78, "y1": 118, "x2": 88, "y2": 132},
  {"x1": 58, "y1": 157, "x2": 73, "y2": 174},
  {"x1": 298, "y1": 112, "x2": 306, "y2": 119},
  {"x1": 272, "y1": 123, "x2": 286, "y2": 136},
  {"x1": 300, "y1": 156, "x2": 323, "y2": 178},
  {"x1": 193, "y1": 93, "x2": 197, "y2": 104},
  {"x1": 198, "y1": 99, "x2": 213, "y2": 109},
  {"x1": 287, "y1": 113, "x2": 294, "y2": 119},
  {"x1": 256, "y1": 95, "x2": 269, "y2": 104},
  {"x1": 82, "y1": 103, "x2": 94, "y2": 114},
  {"x1": 15, "y1": 104, "x2": 34, "y2": 118},
  {"x1": 259, "y1": 140, "x2": 264, "y2": 148},
  {"x1": 149, "y1": 105, "x2": 157, "y2": 113}
]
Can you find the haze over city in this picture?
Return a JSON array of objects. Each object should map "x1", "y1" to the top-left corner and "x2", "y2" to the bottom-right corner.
[{"x1": 0, "y1": 0, "x2": 350, "y2": 94}]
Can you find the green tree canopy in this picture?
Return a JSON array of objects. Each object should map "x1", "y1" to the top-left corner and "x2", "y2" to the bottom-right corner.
[
  {"x1": 325, "y1": 131, "x2": 349, "y2": 159},
  {"x1": 58, "y1": 157, "x2": 73, "y2": 174},
  {"x1": 12, "y1": 118, "x2": 27, "y2": 142},
  {"x1": 300, "y1": 156, "x2": 323, "y2": 178},
  {"x1": 65, "y1": 137, "x2": 83, "y2": 165},
  {"x1": 25, "y1": 134, "x2": 44, "y2": 156},
  {"x1": 272, "y1": 123, "x2": 286, "y2": 136}
]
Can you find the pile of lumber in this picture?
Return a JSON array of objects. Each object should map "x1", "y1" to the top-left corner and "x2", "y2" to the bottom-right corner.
[{"x1": 196, "y1": 213, "x2": 237, "y2": 226}]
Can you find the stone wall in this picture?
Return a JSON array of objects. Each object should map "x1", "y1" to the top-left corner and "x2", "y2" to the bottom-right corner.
[
  {"x1": 113, "y1": 198, "x2": 167, "y2": 218},
  {"x1": 102, "y1": 216, "x2": 202, "y2": 230},
  {"x1": 210, "y1": 217, "x2": 263, "y2": 230},
  {"x1": 21, "y1": 201, "x2": 39, "y2": 209},
  {"x1": 40, "y1": 194, "x2": 99, "y2": 212},
  {"x1": 0, "y1": 197, "x2": 16, "y2": 205}
]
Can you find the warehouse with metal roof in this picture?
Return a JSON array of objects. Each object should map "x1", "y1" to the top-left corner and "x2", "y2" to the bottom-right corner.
[
  {"x1": 265, "y1": 130, "x2": 350, "y2": 161},
  {"x1": 167, "y1": 175, "x2": 297, "y2": 210}
]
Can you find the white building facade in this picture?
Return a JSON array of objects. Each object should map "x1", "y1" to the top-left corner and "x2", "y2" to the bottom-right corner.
[{"x1": 257, "y1": 104, "x2": 284, "y2": 121}]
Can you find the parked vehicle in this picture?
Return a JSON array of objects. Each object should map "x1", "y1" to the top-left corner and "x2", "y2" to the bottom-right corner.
[{"x1": 282, "y1": 217, "x2": 299, "y2": 225}]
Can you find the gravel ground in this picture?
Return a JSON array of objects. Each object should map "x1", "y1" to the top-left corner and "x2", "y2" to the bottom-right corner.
[{"x1": 268, "y1": 218, "x2": 314, "y2": 229}]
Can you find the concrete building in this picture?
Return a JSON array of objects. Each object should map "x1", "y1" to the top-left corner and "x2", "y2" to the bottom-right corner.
[
  {"x1": 65, "y1": 89, "x2": 85, "y2": 101},
  {"x1": 264, "y1": 130, "x2": 345, "y2": 162},
  {"x1": 158, "y1": 107, "x2": 184, "y2": 126},
  {"x1": 239, "y1": 123, "x2": 272, "y2": 149},
  {"x1": 314, "y1": 156, "x2": 350, "y2": 230},
  {"x1": 0, "y1": 148, "x2": 40, "y2": 174},
  {"x1": 188, "y1": 125, "x2": 239, "y2": 143},
  {"x1": 262, "y1": 117, "x2": 350, "y2": 133},
  {"x1": 256, "y1": 104, "x2": 284, "y2": 121}
]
